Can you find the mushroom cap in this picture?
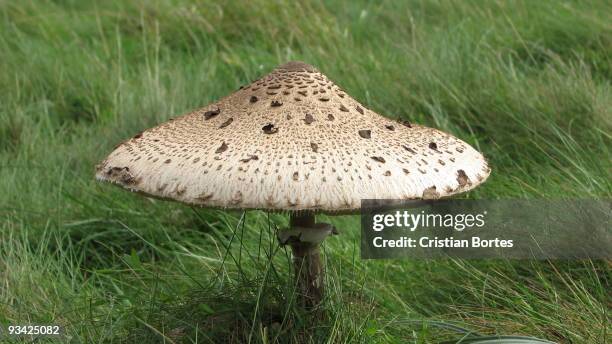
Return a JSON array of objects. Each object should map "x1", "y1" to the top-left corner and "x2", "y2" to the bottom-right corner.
[{"x1": 96, "y1": 61, "x2": 491, "y2": 213}]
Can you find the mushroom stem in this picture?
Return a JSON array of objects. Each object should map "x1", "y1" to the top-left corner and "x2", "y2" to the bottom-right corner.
[
  {"x1": 281, "y1": 212, "x2": 335, "y2": 309},
  {"x1": 290, "y1": 212, "x2": 316, "y2": 228}
]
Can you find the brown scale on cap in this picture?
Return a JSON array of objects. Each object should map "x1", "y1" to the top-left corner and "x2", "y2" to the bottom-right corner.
[{"x1": 96, "y1": 61, "x2": 490, "y2": 212}]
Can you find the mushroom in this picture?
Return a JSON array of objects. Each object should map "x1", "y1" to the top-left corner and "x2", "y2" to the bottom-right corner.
[{"x1": 95, "y1": 61, "x2": 491, "y2": 308}]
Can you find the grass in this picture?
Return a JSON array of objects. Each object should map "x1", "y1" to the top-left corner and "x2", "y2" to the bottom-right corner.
[{"x1": 0, "y1": 0, "x2": 610, "y2": 342}]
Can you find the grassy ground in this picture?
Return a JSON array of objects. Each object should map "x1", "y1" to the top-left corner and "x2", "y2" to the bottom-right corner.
[{"x1": 1, "y1": 0, "x2": 610, "y2": 343}]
